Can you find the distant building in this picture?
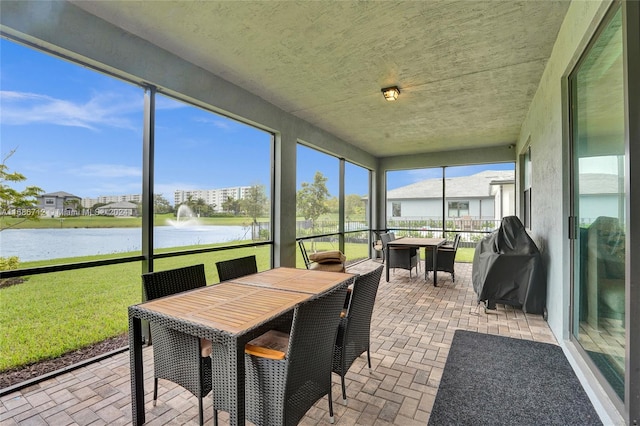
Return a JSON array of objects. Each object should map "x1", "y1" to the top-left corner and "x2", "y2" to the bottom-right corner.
[
  {"x1": 174, "y1": 187, "x2": 251, "y2": 212},
  {"x1": 95, "y1": 201, "x2": 139, "y2": 217},
  {"x1": 37, "y1": 191, "x2": 82, "y2": 217},
  {"x1": 385, "y1": 170, "x2": 516, "y2": 221},
  {"x1": 82, "y1": 194, "x2": 142, "y2": 209}
]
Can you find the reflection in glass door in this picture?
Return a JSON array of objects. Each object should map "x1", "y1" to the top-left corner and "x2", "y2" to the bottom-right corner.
[{"x1": 570, "y1": 6, "x2": 625, "y2": 401}]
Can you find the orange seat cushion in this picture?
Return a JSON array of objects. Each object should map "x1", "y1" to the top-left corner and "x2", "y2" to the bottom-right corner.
[
  {"x1": 245, "y1": 329, "x2": 290, "y2": 360},
  {"x1": 201, "y1": 339, "x2": 212, "y2": 358}
]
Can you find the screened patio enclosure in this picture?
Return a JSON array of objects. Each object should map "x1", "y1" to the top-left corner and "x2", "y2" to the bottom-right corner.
[{"x1": 1, "y1": 1, "x2": 638, "y2": 424}]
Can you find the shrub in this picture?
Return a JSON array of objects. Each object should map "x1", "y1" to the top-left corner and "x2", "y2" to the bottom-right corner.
[
  {"x1": 0, "y1": 256, "x2": 24, "y2": 288},
  {"x1": 0, "y1": 256, "x2": 20, "y2": 271}
]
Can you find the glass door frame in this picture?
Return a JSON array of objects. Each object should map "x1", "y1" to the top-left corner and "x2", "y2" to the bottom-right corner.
[
  {"x1": 623, "y1": 0, "x2": 640, "y2": 423},
  {"x1": 568, "y1": 1, "x2": 640, "y2": 422},
  {"x1": 567, "y1": 0, "x2": 622, "y2": 408}
]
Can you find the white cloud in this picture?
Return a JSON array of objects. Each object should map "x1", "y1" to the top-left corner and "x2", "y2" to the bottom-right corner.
[
  {"x1": 193, "y1": 115, "x2": 236, "y2": 130},
  {"x1": 84, "y1": 181, "x2": 142, "y2": 197},
  {"x1": 405, "y1": 168, "x2": 441, "y2": 182},
  {"x1": 75, "y1": 164, "x2": 141, "y2": 178},
  {"x1": 0, "y1": 90, "x2": 141, "y2": 130},
  {"x1": 155, "y1": 96, "x2": 188, "y2": 110}
]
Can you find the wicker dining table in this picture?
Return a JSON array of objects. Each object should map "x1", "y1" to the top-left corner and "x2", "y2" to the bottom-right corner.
[
  {"x1": 129, "y1": 267, "x2": 355, "y2": 426},
  {"x1": 386, "y1": 237, "x2": 446, "y2": 285}
]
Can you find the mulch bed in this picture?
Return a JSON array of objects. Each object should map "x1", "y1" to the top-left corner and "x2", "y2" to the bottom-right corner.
[
  {"x1": 0, "y1": 277, "x2": 25, "y2": 289},
  {"x1": 0, "y1": 333, "x2": 129, "y2": 390}
]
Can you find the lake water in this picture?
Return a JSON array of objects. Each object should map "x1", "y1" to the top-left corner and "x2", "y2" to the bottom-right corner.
[{"x1": 0, "y1": 225, "x2": 249, "y2": 262}]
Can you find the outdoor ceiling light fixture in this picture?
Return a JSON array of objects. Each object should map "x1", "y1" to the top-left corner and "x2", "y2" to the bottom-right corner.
[{"x1": 381, "y1": 86, "x2": 400, "y2": 101}]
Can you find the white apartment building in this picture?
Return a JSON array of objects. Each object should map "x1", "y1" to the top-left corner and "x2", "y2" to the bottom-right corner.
[
  {"x1": 174, "y1": 187, "x2": 251, "y2": 212},
  {"x1": 81, "y1": 194, "x2": 142, "y2": 208}
]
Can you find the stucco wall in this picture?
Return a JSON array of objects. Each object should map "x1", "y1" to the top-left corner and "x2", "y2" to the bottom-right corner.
[
  {"x1": 515, "y1": 1, "x2": 625, "y2": 422},
  {"x1": 516, "y1": 0, "x2": 611, "y2": 340}
]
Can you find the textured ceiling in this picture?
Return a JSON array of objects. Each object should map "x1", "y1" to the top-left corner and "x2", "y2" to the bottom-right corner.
[{"x1": 72, "y1": 0, "x2": 570, "y2": 158}]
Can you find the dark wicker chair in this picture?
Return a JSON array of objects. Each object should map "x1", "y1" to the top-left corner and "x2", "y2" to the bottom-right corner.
[
  {"x1": 332, "y1": 265, "x2": 384, "y2": 402},
  {"x1": 215, "y1": 254, "x2": 258, "y2": 282},
  {"x1": 380, "y1": 232, "x2": 419, "y2": 281},
  {"x1": 211, "y1": 281, "x2": 350, "y2": 425},
  {"x1": 425, "y1": 233, "x2": 461, "y2": 282},
  {"x1": 141, "y1": 264, "x2": 212, "y2": 426}
]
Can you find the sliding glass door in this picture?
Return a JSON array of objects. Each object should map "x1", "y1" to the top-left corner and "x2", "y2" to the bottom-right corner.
[{"x1": 570, "y1": 5, "x2": 625, "y2": 402}]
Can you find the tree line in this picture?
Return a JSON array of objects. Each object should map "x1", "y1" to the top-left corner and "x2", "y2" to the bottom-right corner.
[
  {"x1": 2, "y1": 147, "x2": 364, "y2": 232},
  {"x1": 168, "y1": 171, "x2": 365, "y2": 225}
]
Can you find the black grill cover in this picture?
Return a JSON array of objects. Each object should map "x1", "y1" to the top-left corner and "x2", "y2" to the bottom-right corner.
[{"x1": 472, "y1": 216, "x2": 547, "y2": 314}]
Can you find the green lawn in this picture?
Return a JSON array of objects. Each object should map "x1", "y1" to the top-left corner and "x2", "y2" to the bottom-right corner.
[
  {"x1": 0, "y1": 240, "x2": 473, "y2": 371},
  {"x1": 0, "y1": 244, "x2": 271, "y2": 371},
  {"x1": 456, "y1": 247, "x2": 475, "y2": 263}
]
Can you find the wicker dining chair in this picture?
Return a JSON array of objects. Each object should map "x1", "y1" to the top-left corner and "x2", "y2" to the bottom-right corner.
[
  {"x1": 211, "y1": 280, "x2": 350, "y2": 425},
  {"x1": 141, "y1": 264, "x2": 212, "y2": 426},
  {"x1": 380, "y1": 232, "x2": 419, "y2": 280},
  {"x1": 215, "y1": 254, "x2": 258, "y2": 282},
  {"x1": 425, "y1": 233, "x2": 461, "y2": 282},
  {"x1": 332, "y1": 265, "x2": 384, "y2": 402}
]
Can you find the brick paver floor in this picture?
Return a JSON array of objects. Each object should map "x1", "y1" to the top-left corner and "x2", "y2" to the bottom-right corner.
[{"x1": 1, "y1": 261, "x2": 557, "y2": 425}]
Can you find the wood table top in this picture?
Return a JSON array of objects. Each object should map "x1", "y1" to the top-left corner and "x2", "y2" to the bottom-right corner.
[
  {"x1": 137, "y1": 282, "x2": 309, "y2": 334},
  {"x1": 387, "y1": 237, "x2": 446, "y2": 247},
  {"x1": 230, "y1": 267, "x2": 355, "y2": 294}
]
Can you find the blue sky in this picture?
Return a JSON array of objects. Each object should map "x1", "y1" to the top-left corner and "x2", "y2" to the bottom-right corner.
[
  {"x1": 1, "y1": 38, "x2": 278, "y2": 203},
  {"x1": 1, "y1": 38, "x2": 513, "y2": 204}
]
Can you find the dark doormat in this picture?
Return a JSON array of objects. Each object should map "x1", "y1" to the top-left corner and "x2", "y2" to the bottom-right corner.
[{"x1": 427, "y1": 330, "x2": 601, "y2": 426}]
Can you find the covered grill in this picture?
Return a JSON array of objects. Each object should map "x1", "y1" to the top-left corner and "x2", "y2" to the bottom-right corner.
[{"x1": 472, "y1": 216, "x2": 547, "y2": 315}]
